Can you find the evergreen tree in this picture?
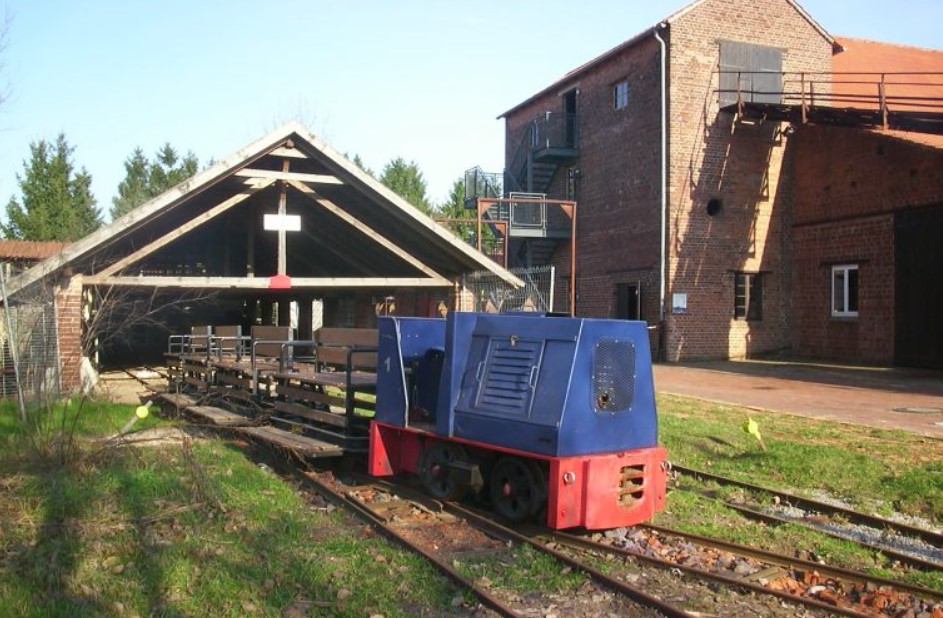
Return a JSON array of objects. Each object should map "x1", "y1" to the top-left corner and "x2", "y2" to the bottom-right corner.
[
  {"x1": 3, "y1": 133, "x2": 102, "y2": 241},
  {"x1": 349, "y1": 153, "x2": 375, "y2": 178},
  {"x1": 437, "y1": 177, "x2": 495, "y2": 247},
  {"x1": 111, "y1": 144, "x2": 198, "y2": 220},
  {"x1": 380, "y1": 157, "x2": 432, "y2": 215}
]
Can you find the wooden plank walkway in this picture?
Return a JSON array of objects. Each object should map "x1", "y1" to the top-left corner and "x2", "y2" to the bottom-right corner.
[
  {"x1": 187, "y1": 405, "x2": 252, "y2": 426},
  {"x1": 158, "y1": 392, "x2": 197, "y2": 408},
  {"x1": 155, "y1": 388, "x2": 345, "y2": 458},
  {"x1": 242, "y1": 426, "x2": 344, "y2": 458}
]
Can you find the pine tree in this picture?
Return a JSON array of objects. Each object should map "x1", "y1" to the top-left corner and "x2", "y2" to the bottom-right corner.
[
  {"x1": 349, "y1": 154, "x2": 375, "y2": 178},
  {"x1": 111, "y1": 144, "x2": 199, "y2": 220},
  {"x1": 3, "y1": 133, "x2": 102, "y2": 241},
  {"x1": 380, "y1": 157, "x2": 432, "y2": 214}
]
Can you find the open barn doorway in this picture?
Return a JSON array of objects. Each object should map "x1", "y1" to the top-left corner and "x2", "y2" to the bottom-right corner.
[
  {"x1": 87, "y1": 287, "x2": 242, "y2": 370},
  {"x1": 895, "y1": 205, "x2": 943, "y2": 369}
]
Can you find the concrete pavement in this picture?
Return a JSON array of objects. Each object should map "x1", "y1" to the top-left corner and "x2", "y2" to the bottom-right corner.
[{"x1": 653, "y1": 360, "x2": 943, "y2": 439}]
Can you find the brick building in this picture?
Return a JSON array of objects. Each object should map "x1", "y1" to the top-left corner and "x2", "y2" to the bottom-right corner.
[{"x1": 479, "y1": 0, "x2": 943, "y2": 367}]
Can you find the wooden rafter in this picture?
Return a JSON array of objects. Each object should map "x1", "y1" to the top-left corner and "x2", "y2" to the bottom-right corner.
[
  {"x1": 288, "y1": 180, "x2": 451, "y2": 285},
  {"x1": 94, "y1": 179, "x2": 276, "y2": 278},
  {"x1": 269, "y1": 146, "x2": 308, "y2": 159},
  {"x1": 82, "y1": 275, "x2": 452, "y2": 289},
  {"x1": 234, "y1": 169, "x2": 342, "y2": 185}
]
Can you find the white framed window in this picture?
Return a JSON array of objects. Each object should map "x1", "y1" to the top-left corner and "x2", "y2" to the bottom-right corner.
[
  {"x1": 613, "y1": 80, "x2": 629, "y2": 110},
  {"x1": 831, "y1": 264, "x2": 859, "y2": 318}
]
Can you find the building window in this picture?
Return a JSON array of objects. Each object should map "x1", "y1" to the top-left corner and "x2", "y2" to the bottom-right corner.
[
  {"x1": 734, "y1": 272, "x2": 763, "y2": 321},
  {"x1": 831, "y1": 264, "x2": 859, "y2": 318},
  {"x1": 613, "y1": 80, "x2": 629, "y2": 110}
]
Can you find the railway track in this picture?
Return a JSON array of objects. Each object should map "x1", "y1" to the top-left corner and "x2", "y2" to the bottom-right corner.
[
  {"x1": 263, "y1": 458, "x2": 908, "y2": 617},
  {"x1": 147, "y1": 380, "x2": 943, "y2": 616},
  {"x1": 673, "y1": 465, "x2": 943, "y2": 570},
  {"x1": 543, "y1": 523, "x2": 943, "y2": 617},
  {"x1": 288, "y1": 468, "x2": 681, "y2": 617}
]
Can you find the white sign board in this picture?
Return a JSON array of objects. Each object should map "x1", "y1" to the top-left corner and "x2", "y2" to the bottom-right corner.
[
  {"x1": 263, "y1": 214, "x2": 302, "y2": 232},
  {"x1": 672, "y1": 293, "x2": 687, "y2": 314}
]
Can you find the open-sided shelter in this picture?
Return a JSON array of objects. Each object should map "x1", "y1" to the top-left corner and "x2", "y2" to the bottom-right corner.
[{"x1": 5, "y1": 122, "x2": 521, "y2": 392}]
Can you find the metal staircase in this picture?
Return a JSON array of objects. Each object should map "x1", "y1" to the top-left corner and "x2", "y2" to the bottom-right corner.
[{"x1": 461, "y1": 110, "x2": 580, "y2": 270}]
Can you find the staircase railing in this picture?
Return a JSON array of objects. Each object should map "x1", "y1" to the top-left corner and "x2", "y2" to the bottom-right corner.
[
  {"x1": 507, "y1": 121, "x2": 536, "y2": 191},
  {"x1": 532, "y1": 112, "x2": 580, "y2": 150},
  {"x1": 464, "y1": 167, "x2": 503, "y2": 204}
]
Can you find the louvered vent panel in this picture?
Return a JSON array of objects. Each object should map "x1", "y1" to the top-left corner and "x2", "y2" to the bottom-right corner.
[{"x1": 477, "y1": 340, "x2": 541, "y2": 414}]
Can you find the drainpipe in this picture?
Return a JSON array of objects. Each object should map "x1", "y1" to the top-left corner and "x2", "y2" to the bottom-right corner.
[{"x1": 653, "y1": 24, "x2": 668, "y2": 327}]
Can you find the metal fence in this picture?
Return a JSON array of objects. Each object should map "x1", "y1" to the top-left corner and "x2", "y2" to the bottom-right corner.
[
  {"x1": 461, "y1": 265, "x2": 557, "y2": 314},
  {"x1": 0, "y1": 298, "x2": 60, "y2": 402}
]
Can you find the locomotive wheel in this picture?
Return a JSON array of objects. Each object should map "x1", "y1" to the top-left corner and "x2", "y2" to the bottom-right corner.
[
  {"x1": 490, "y1": 457, "x2": 545, "y2": 522},
  {"x1": 419, "y1": 442, "x2": 468, "y2": 501}
]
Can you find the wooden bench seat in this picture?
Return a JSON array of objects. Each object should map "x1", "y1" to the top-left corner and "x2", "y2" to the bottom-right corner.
[
  {"x1": 165, "y1": 325, "x2": 211, "y2": 388},
  {"x1": 210, "y1": 325, "x2": 293, "y2": 399},
  {"x1": 270, "y1": 328, "x2": 378, "y2": 433}
]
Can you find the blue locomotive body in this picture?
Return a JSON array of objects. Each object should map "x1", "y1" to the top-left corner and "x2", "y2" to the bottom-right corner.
[
  {"x1": 371, "y1": 312, "x2": 666, "y2": 529},
  {"x1": 375, "y1": 312, "x2": 658, "y2": 455}
]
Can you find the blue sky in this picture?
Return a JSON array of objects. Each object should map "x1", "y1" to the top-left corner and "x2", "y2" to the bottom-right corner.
[{"x1": 0, "y1": 0, "x2": 940, "y2": 221}]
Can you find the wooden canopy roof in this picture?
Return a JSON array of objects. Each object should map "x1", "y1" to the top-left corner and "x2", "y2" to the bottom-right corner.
[{"x1": 7, "y1": 122, "x2": 522, "y2": 297}]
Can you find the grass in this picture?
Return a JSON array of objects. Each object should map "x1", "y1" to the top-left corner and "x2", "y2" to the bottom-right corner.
[
  {"x1": 657, "y1": 394, "x2": 943, "y2": 520},
  {"x1": 0, "y1": 399, "x2": 462, "y2": 617},
  {"x1": 455, "y1": 543, "x2": 585, "y2": 594},
  {"x1": 2, "y1": 391, "x2": 941, "y2": 613},
  {"x1": 656, "y1": 393, "x2": 943, "y2": 590}
]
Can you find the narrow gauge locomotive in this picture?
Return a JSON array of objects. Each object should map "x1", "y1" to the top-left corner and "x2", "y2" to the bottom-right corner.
[
  {"x1": 165, "y1": 312, "x2": 667, "y2": 530},
  {"x1": 370, "y1": 312, "x2": 667, "y2": 530}
]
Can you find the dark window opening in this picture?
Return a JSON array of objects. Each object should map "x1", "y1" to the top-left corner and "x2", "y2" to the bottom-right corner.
[
  {"x1": 614, "y1": 282, "x2": 642, "y2": 321},
  {"x1": 734, "y1": 272, "x2": 763, "y2": 321}
]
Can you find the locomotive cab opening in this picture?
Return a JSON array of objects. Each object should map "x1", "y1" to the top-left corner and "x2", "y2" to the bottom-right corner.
[{"x1": 407, "y1": 347, "x2": 445, "y2": 426}]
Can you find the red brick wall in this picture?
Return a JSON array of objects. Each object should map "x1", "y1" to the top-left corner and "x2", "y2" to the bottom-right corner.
[
  {"x1": 795, "y1": 128, "x2": 943, "y2": 224},
  {"x1": 793, "y1": 214, "x2": 895, "y2": 363},
  {"x1": 793, "y1": 126, "x2": 943, "y2": 364},
  {"x1": 506, "y1": 37, "x2": 667, "y2": 324},
  {"x1": 55, "y1": 275, "x2": 84, "y2": 393},
  {"x1": 503, "y1": 0, "x2": 834, "y2": 361},
  {"x1": 665, "y1": 0, "x2": 833, "y2": 360},
  {"x1": 507, "y1": 38, "x2": 665, "y2": 321}
]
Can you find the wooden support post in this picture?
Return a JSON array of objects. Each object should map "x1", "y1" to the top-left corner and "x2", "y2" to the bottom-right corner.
[{"x1": 277, "y1": 160, "x2": 290, "y2": 276}]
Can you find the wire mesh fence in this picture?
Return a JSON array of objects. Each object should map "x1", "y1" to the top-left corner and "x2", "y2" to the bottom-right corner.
[
  {"x1": 0, "y1": 297, "x2": 60, "y2": 402},
  {"x1": 460, "y1": 265, "x2": 558, "y2": 313}
]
